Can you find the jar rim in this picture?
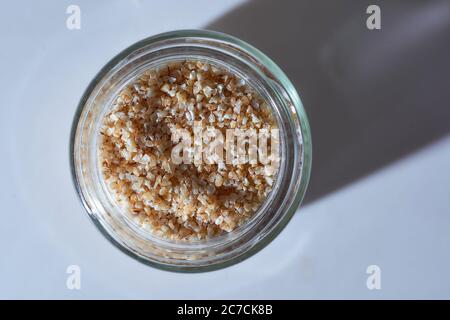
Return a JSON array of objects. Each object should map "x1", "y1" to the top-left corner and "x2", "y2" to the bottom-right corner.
[{"x1": 70, "y1": 29, "x2": 312, "y2": 272}]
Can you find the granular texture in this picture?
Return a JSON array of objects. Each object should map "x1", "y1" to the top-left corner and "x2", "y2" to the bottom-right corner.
[{"x1": 99, "y1": 60, "x2": 279, "y2": 240}]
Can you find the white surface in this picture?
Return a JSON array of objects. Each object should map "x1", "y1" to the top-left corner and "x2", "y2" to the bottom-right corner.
[{"x1": 1, "y1": 0, "x2": 450, "y2": 299}]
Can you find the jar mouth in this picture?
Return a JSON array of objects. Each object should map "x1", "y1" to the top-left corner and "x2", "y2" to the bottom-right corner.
[{"x1": 70, "y1": 29, "x2": 312, "y2": 272}]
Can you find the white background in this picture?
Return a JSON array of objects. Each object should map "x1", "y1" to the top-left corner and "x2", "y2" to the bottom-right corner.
[{"x1": 1, "y1": 0, "x2": 449, "y2": 299}]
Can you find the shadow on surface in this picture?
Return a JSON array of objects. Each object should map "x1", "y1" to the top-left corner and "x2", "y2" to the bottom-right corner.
[{"x1": 207, "y1": 0, "x2": 450, "y2": 204}]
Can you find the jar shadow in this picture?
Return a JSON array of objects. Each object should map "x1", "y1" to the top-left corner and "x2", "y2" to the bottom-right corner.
[{"x1": 206, "y1": 0, "x2": 450, "y2": 204}]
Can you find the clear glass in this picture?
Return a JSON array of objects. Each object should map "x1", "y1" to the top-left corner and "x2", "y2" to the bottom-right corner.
[{"x1": 70, "y1": 30, "x2": 312, "y2": 272}]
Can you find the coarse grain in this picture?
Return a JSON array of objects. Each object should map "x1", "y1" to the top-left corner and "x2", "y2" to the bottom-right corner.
[{"x1": 99, "y1": 60, "x2": 279, "y2": 240}]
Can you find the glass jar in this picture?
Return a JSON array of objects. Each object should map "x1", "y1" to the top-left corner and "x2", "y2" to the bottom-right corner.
[{"x1": 70, "y1": 30, "x2": 312, "y2": 272}]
